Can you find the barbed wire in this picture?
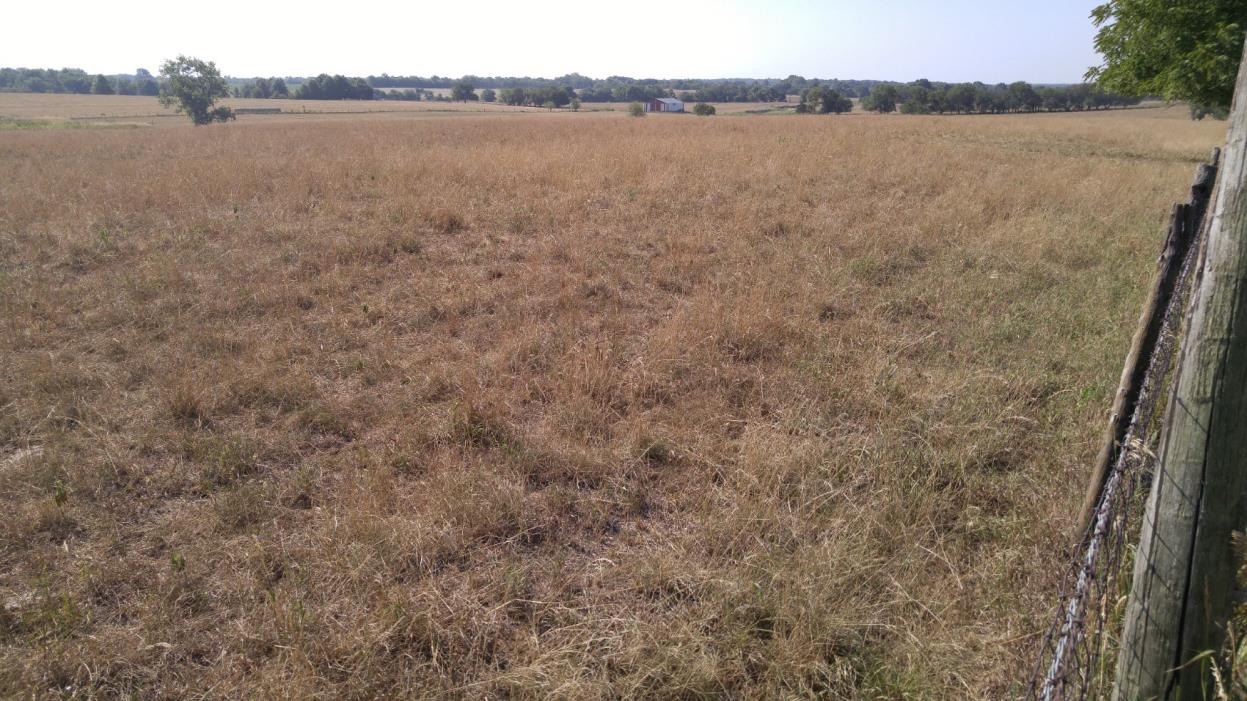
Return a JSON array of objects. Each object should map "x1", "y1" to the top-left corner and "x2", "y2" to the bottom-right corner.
[{"x1": 1027, "y1": 208, "x2": 1207, "y2": 700}]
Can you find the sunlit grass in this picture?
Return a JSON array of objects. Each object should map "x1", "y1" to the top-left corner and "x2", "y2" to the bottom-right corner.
[{"x1": 0, "y1": 103, "x2": 1225, "y2": 698}]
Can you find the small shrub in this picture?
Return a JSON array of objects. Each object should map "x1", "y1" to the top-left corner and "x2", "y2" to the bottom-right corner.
[
  {"x1": 628, "y1": 102, "x2": 646, "y2": 118},
  {"x1": 427, "y1": 208, "x2": 465, "y2": 234},
  {"x1": 693, "y1": 102, "x2": 716, "y2": 116},
  {"x1": 167, "y1": 385, "x2": 210, "y2": 429},
  {"x1": 296, "y1": 404, "x2": 354, "y2": 440},
  {"x1": 213, "y1": 483, "x2": 271, "y2": 532},
  {"x1": 26, "y1": 583, "x2": 85, "y2": 639},
  {"x1": 449, "y1": 400, "x2": 513, "y2": 449},
  {"x1": 187, "y1": 435, "x2": 260, "y2": 488},
  {"x1": 395, "y1": 234, "x2": 422, "y2": 255},
  {"x1": 32, "y1": 499, "x2": 77, "y2": 540},
  {"x1": 637, "y1": 437, "x2": 676, "y2": 466}
]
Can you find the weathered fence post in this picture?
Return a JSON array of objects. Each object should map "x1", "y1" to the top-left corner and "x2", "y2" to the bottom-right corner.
[
  {"x1": 1074, "y1": 166, "x2": 1216, "y2": 541},
  {"x1": 1114, "y1": 38, "x2": 1247, "y2": 700}
]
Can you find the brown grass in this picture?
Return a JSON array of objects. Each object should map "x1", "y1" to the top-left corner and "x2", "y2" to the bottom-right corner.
[
  {"x1": 0, "y1": 92, "x2": 781, "y2": 127},
  {"x1": 0, "y1": 92, "x2": 551, "y2": 125},
  {"x1": 0, "y1": 102, "x2": 1224, "y2": 698}
]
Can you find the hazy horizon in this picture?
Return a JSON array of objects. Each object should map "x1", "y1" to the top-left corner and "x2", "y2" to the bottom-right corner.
[{"x1": 4, "y1": 1, "x2": 1106, "y2": 85}]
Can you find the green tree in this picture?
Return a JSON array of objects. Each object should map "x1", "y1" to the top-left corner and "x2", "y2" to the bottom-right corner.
[
  {"x1": 91, "y1": 74, "x2": 114, "y2": 95},
  {"x1": 570, "y1": 97, "x2": 581, "y2": 111},
  {"x1": 693, "y1": 102, "x2": 716, "y2": 115},
  {"x1": 62, "y1": 74, "x2": 91, "y2": 93},
  {"x1": 804, "y1": 85, "x2": 826, "y2": 113},
  {"x1": 158, "y1": 56, "x2": 234, "y2": 125},
  {"x1": 628, "y1": 101, "x2": 645, "y2": 117},
  {"x1": 946, "y1": 84, "x2": 975, "y2": 113},
  {"x1": 1007, "y1": 81, "x2": 1041, "y2": 111},
  {"x1": 863, "y1": 84, "x2": 898, "y2": 113},
  {"x1": 899, "y1": 99, "x2": 928, "y2": 114},
  {"x1": 451, "y1": 81, "x2": 478, "y2": 101},
  {"x1": 293, "y1": 74, "x2": 373, "y2": 100},
  {"x1": 499, "y1": 87, "x2": 526, "y2": 106},
  {"x1": 481, "y1": 88, "x2": 496, "y2": 102},
  {"x1": 820, "y1": 89, "x2": 853, "y2": 114},
  {"x1": 1087, "y1": 0, "x2": 1247, "y2": 117}
]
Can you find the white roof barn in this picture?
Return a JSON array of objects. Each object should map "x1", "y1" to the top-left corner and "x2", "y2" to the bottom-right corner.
[{"x1": 645, "y1": 97, "x2": 684, "y2": 113}]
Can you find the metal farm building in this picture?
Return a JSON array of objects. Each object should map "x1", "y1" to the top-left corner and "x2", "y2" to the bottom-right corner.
[{"x1": 645, "y1": 97, "x2": 685, "y2": 113}]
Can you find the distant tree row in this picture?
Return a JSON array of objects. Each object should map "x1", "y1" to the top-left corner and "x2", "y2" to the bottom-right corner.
[
  {"x1": 687, "y1": 83, "x2": 787, "y2": 103},
  {"x1": 795, "y1": 86, "x2": 853, "y2": 114},
  {"x1": 0, "y1": 67, "x2": 158, "y2": 95},
  {"x1": 450, "y1": 81, "x2": 478, "y2": 101},
  {"x1": 232, "y1": 77, "x2": 289, "y2": 98},
  {"x1": 0, "y1": 67, "x2": 1152, "y2": 114},
  {"x1": 369, "y1": 72, "x2": 638, "y2": 91},
  {"x1": 293, "y1": 74, "x2": 375, "y2": 100},
  {"x1": 576, "y1": 85, "x2": 672, "y2": 102},
  {"x1": 375, "y1": 88, "x2": 431, "y2": 101},
  {"x1": 497, "y1": 85, "x2": 577, "y2": 107},
  {"x1": 860, "y1": 80, "x2": 1143, "y2": 114},
  {"x1": 235, "y1": 74, "x2": 418, "y2": 101},
  {"x1": 362, "y1": 73, "x2": 884, "y2": 102}
]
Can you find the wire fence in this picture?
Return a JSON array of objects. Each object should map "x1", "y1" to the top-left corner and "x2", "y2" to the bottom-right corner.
[{"x1": 1026, "y1": 154, "x2": 1219, "y2": 700}]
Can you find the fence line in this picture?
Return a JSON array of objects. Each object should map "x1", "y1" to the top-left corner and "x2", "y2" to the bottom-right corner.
[
  {"x1": 1027, "y1": 151, "x2": 1220, "y2": 700},
  {"x1": 1114, "y1": 39, "x2": 1247, "y2": 698}
]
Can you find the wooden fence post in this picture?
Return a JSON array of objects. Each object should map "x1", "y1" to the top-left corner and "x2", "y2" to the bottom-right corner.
[
  {"x1": 1074, "y1": 163, "x2": 1216, "y2": 541},
  {"x1": 1114, "y1": 38, "x2": 1247, "y2": 700}
]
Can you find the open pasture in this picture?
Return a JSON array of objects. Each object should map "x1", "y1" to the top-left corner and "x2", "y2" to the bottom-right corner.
[
  {"x1": 0, "y1": 92, "x2": 547, "y2": 124},
  {"x1": 0, "y1": 92, "x2": 788, "y2": 127},
  {"x1": 0, "y1": 104, "x2": 1225, "y2": 697}
]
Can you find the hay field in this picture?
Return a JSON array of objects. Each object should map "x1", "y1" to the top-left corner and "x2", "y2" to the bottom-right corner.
[
  {"x1": 0, "y1": 104, "x2": 1225, "y2": 698},
  {"x1": 576, "y1": 101, "x2": 795, "y2": 114},
  {"x1": 0, "y1": 92, "x2": 548, "y2": 124},
  {"x1": 0, "y1": 93, "x2": 790, "y2": 126}
]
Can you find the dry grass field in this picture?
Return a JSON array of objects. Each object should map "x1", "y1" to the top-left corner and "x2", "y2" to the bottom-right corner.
[
  {"x1": 0, "y1": 93, "x2": 548, "y2": 125},
  {"x1": 0, "y1": 100, "x2": 1225, "y2": 698},
  {"x1": 0, "y1": 93, "x2": 794, "y2": 130},
  {"x1": 0, "y1": 93, "x2": 778, "y2": 128}
]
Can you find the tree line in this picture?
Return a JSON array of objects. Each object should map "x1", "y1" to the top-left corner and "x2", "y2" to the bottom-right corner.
[
  {"x1": 362, "y1": 73, "x2": 884, "y2": 101},
  {"x1": 233, "y1": 76, "x2": 289, "y2": 98},
  {"x1": 230, "y1": 77, "x2": 454, "y2": 102},
  {"x1": 856, "y1": 80, "x2": 1142, "y2": 114},
  {"x1": 497, "y1": 86, "x2": 579, "y2": 107},
  {"x1": 0, "y1": 67, "x2": 159, "y2": 96},
  {"x1": 290, "y1": 74, "x2": 374, "y2": 100},
  {"x1": 0, "y1": 67, "x2": 1155, "y2": 113}
]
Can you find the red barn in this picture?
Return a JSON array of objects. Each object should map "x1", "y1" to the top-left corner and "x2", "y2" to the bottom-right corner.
[{"x1": 645, "y1": 97, "x2": 685, "y2": 113}]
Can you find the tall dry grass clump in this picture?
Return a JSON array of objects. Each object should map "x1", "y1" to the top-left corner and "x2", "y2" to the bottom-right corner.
[{"x1": 0, "y1": 105, "x2": 1225, "y2": 697}]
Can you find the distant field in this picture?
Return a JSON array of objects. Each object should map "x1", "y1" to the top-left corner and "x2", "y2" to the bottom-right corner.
[
  {"x1": 576, "y1": 100, "x2": 797, "y2": 114},
  {"x1": 374, "y1": 87, "x2": 455, "y2": 97},
  {"x1": 0, "y1": 92, "x2": 547, "y2": 123},
  {"x1": 0, "y1": 92, "x2": 800, "y2": 124},
  {"x1": 0, "y1": 104, "x2": 1224, "y2": 697}
]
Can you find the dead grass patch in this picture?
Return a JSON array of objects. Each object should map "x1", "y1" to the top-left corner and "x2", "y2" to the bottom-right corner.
[{"x1": 0, "y1": 105, "x2": 1225, "y2": 698}]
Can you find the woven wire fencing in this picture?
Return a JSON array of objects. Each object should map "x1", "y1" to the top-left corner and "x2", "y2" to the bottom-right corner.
[{"x1": 1025, "y1": 154, "x2": 1218, "y2": 700}]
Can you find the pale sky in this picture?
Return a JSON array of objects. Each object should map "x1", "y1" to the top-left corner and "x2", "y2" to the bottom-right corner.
[{"x1": 3, "y1": 0, "x2": 1105, "y2": 83}]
